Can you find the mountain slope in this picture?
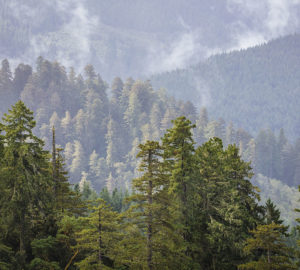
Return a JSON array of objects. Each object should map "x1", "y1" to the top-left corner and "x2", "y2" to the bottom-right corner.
[
  {"x1": 150, "y1": 34, "x2": 300, "y2": 139},
  {"x1": 1, "y1": 0, "x2": 300, "y2": 80}
]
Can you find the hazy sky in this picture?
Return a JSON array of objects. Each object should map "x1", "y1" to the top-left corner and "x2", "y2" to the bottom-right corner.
[{"x1": 3, "y1": 0, "x2": 300, "y2": 77}]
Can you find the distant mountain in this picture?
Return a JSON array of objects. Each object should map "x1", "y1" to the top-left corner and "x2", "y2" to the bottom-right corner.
[
  {"x1": 1, "y1": 0, "x2": 300, "y2": 80},
  {"x1": 150, "y1": 34, "x2": 300, "y2": 139}
]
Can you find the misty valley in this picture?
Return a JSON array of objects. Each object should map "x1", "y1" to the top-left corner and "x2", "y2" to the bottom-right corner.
[{"x1": 0, "y1": 1, "x2": 300, "y2": 269}]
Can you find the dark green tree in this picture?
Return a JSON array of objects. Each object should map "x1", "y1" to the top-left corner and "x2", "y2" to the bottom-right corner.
[
  {"x1": 75, "y1": 199, "x2": 122, "y2": 269},
  {"x1": 239, "y1": 223, "x2": 296, "y2": 270},
  {"x1": 162, "y1": 116, "x2": 196, "y2": 267},
  {"x1": 194, "y1": 138, "x2": 262, "y2": 269},
  {"x1": 0, "y1": 101, "x2": 53, "y2": 267},
  {"x1": 127, "y1": 140, "x2": 182, "y2": 269}
]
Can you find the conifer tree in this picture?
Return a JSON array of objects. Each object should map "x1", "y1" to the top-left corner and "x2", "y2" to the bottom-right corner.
[
  {"x1": 125, "y1": 140, "x2": 183, "y2": 269},
  {"x1": 129, "y1": 141, "x2": 164, "y2": 269},
  {"x1": 239, "y1": 223, "x2": 296, "y2": 270},
  {"x1": 264, "y1": 199, "x2": 286, "y2": 226},
  {"x1": 194, "y1": 138, "x2": 262, "y2": 269},
  {"x1": 0, "y1": 101, "x2": 52, "y2": 266},
  {"x1": 111, "y1": 77, "x2": 123, "y2": 106},
  {"x1": 162, "y1": 116, "x2": 196, "y2": 266},
  {"x1": 75, "y1": 199, "x2": 122, "y2": 269}
]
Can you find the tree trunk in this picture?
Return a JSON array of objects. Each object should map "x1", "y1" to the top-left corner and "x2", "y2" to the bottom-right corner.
[
  {"x1": 19, "y1": 209, "x2": 26, "y2": 265},
  {"x1": 147, "y1": 151, "x2": 153, "y2": 270},
  {"x1": 98, "y1": 208, "x2": 103, "y2": 267}
]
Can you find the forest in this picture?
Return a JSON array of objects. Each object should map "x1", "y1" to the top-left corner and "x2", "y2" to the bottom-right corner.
[
  {"x1": 0, "y1": 57, "x2": 299, "y2": 224},
  {"x1": 151, "y1": 34, "x2": 300, "y2": 139},
  {"x1": 1, "y1": 1, "x2": 300, "y2": 269},
  {"x1": 0, "y1": 100, "x2": 299, "y2": 269}
]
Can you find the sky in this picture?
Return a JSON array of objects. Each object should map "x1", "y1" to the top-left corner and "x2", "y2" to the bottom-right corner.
[{"x1": 2, "y1": 0, "x2": 300, "y2": 77}]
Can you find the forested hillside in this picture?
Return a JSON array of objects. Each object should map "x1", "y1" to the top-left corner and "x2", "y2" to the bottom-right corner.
[
  {"x1": 0, "y1": 57, "x2": 300, "y2": 193},
  {"x1": 1, "y1": 0, "x2": 300, "y2": 80},
  {"x1": 0, "y1": 104, "x2": 299, "y2": 269},
  {"x1": 0, "y1": 56, "x2": 299, "y2": 228},
  {"x1": 151, "y1": 34, "x2": 300, "y2": 139},
  {"x1": 1, "y1": 1, "x2": 300, "y2": 269}
]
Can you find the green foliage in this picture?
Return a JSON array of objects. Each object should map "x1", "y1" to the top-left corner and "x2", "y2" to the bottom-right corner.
[
  {"x1": 238, "y1": 223, "x2": 296, "y2": 270},
  {"x1": 75, "y1": 199, "x2": 122, "y2": 269},
  {"x1": 0, "y1": 101, "x2": 87, "y2": 269},
  {"x1": 125, "y1": 140, "x2": 183, "y2": 269},
  {"x1": 0, "y1": 100, "x2": 299, "y2": 269},
  {"x1": 99, "y1": 187, "x2": 130, "y2": 213},
  {"x1": 0, "y1": 57, "x2": 299, "y2": 191},
  {"x1": 151, "y1": 34, "x2": 300, "y2": 140},
  {"x1": 193, "y1": 138, "x2": 263, "y2": 269},
  {"x1": 0, "y1": 101, "x2": 52, "y2": 266},
  {"x1": 29, "y1": 236, "x2": 60, "y2": 270},
  {"x1": 162, "y1": 116, "x2": 196, "y2": 268},
  {"x1": 296, "y1": 186, "x2": 300, "y2": 248},
  {"x1": 255, "y1": 175, "x2": 300, "y2": 226}
]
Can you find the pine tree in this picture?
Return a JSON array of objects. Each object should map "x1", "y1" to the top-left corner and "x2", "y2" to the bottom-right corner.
[
  {"x1": 75, "y1": 199, "x2": 122, "y2": 269},
  {"x1": 0, "y1": 101, "x2": 53, "y2": 267},
  {"x1": 225, "y1": 122, "x2": 235, "y2": 146},
  {"x1": 70, "y1": 140, "x2": 86, "y2": 183},
  {"x1": 239, "y1": 223, "x2": 296, "y2": 270},
  {"x1": 162, "y1": 116, "x2": 196, "y2": 266},
  {"x1": 52, "y1": 128, "x2": 84, "y2": 216},
  {"x1": 12, "y1": 63, "x2": 32, "y2": 99},
  {"x1": 296, "y1": 186, "x2": 300, "y2": 248},
  {"x1": 111, "y1": 77, "x2": 123, "y2": 106},
  {"x1": 125, "y1": 140, "x2": 183, "y2": 269},
  {"x1": 0, "y1": 59, "x2": 13, "y2": 110},
  {"x1": 129, "y1": 141, "x2": 164, "y2": 269},
  {"x1": 194, "y1": 138, "x2": 262, "y2": 269},
  {"x1": 264, "y1": 199, "x2": 286, "y2": 226}
]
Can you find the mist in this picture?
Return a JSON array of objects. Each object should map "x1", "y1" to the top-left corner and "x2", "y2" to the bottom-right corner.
[{"x1": 1, "y1": 0, "x2": 299, "y2": 79}]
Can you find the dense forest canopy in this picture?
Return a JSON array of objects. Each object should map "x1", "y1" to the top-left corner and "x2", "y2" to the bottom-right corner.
[
  {"x1": 0, "y1": 56, "x2": 299, "y2": 226},
  {"x1": 0, "y1": 102, "x2": 299, "y2": 269},
  {"x1": 151, "y1": 34, "x2": 300, "y2": 140},
  {"x1": 0, "y1": 1, "x2": 300, "y2": 268}
]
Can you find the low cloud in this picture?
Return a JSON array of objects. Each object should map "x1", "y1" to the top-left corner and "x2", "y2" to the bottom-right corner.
[
  {"x1": 4, "y1": 0, "x2": 99, "y2": 73},
  {"x1": 146, "y1": 29, "x2": 221, "y2": 74},
  {"x1": 226, "y1": 0, "x2": 300, "y2": 50},
  {"x1": 28, "y1": 0, "x2": 99, "y2": 72},
  {"x1": 2, "y1": 0, "x2": 300, "y2": 78}
]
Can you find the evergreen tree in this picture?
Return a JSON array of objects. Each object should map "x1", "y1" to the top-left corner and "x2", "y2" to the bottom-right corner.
[
  {"x1": 0, "y1": 101, "x2": 53, "y2": 267},
  {"x1": 124, "y1": 140, "x2": 183, "y2": 269},
  {"x1": 111, "y1": 77, "x2": 123, "y2": 103},
  {"x1": 12, "y1": 63, "x2": 32, "y2": 99},
  {"x1": 239, "y1": 223, "x2": 296, "y2": 270},
  {"x1": 75, "y1": 199, "x2": 122, "y2": 269},
  {"x1": 225, "y1": 122, "x2": 236, "y2": 146},
  {"x1": 264, "y1": 198, "x2": 286, "y2": 226},
  {"x1": 296, "y1": 186, "x2": 300, "y2": 248},
  {"x1": 194, "y1": 138, "x2": 262, "y2": 269},
  {"x1": 0, "y1": 59, "x2": 13, "y2": 110},
  {"x1": 70, "y1": 140, "x2": 86, "y2": 183},
  {"x1": 52, "y1": 128, "x2": 84, "y2": 216},
  {"x1": 162, "y1": 116, "x2": 196, "y2": 267}
]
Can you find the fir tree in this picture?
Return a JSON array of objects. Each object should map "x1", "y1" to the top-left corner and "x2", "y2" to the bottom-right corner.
[
  {"x1": 239, "y1": 223, "x2": 296, "y2": 270},
  {"x1": 162, "y1": 116, "x2": 196, "y2": 267},
  {"x1": 0, "y1": 101, "x2": 53, "y2": 267},
  {"x1": 75, "y1": 199, "x2": 122, "y2": 269}
]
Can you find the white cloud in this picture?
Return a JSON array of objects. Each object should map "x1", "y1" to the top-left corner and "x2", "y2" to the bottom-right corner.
[
  {"x1": 54, "y1": 0, "x2": 99, "y2": 70},
  {"x1": 4, "y1": 0, "x2": 99, "y2": 73},
  {"x1": 226, "y1": 0, "x2": 300, "y2": 51},
  {"x1": 146, "y1": 29, "x2": 221, "y2": 74}
]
